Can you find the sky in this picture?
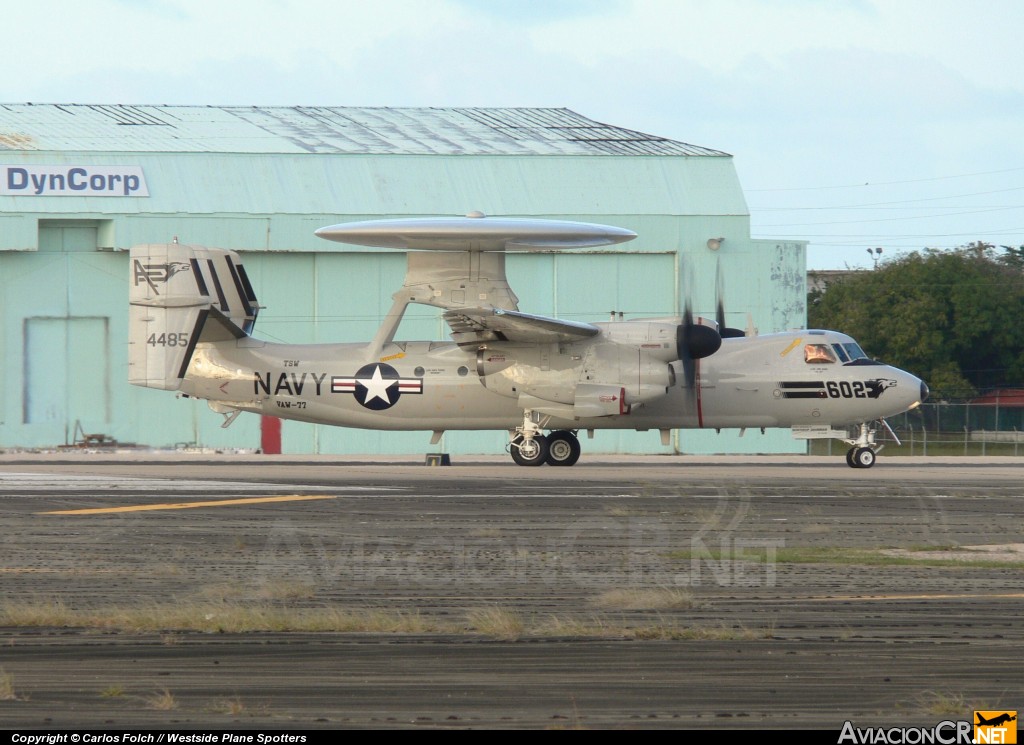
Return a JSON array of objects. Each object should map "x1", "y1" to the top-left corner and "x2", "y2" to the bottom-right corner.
[{"x1": 3, "y1": 0, "x2": 1023, "y2": 269}]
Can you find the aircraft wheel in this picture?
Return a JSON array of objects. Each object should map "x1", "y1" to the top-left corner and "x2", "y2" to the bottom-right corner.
[
  {"x1": 546, "y1": 430, "x2": 581, "y2": 466},
  {"x1": 846, "y1": 448, "x2": 858, "y2": 468},
  {"x1": 852, "y1": 446, "x2": 876, "y2": 469},
  {"x1": 510, "y1": 434, "x2": 548, "y2": 467}
]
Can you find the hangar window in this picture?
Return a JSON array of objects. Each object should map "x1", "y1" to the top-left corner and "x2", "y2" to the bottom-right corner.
[
  {"x1": 37, "y1": 219, "x2": 114, "y2": 252},
  {"x1": 804, "y1": 344, "x2": 837, "y2": 364}
]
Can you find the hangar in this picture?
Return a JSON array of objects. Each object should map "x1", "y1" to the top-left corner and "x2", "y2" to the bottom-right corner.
[{"x1": 0, "y1": 104, "x2": 805, "y2": 455}]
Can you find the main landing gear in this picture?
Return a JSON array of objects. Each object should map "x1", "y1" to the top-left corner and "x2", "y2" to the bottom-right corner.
[
  {"x1": 509, "y1": 410, "x2": 582, "y2": 467},
  {"x1": 510, "y1": 430, "x2": 582, "y2": 466},
  {"x1": 545, "y1": 430, "x2": 582, "y2": 466}
]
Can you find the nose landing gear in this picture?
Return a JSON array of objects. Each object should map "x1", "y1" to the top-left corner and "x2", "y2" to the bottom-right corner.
[
  {"x1": 843, "y1": 420, "x2": 898, "y2": 468},
  {"x1": 846, "y1": 445, "x2": 876, "y2": 469}
]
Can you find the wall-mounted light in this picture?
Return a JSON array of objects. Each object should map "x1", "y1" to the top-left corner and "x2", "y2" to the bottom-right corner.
[{"x1": 706, "y1": 237, "x2": 724, "y2": 251}]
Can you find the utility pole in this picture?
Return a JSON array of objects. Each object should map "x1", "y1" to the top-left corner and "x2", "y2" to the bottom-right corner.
[{"x1": 866, "y1": 247, "x2": 883, "y2": 269}]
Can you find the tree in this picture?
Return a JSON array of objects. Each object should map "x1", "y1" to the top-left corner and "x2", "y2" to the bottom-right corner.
[{"x1": 808, "y1": 245, "x2": 1024, "y2": 400}]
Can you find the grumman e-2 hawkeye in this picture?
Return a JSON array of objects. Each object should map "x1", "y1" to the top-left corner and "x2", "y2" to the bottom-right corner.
[{"x1": 128, "y1": 214, "x2": 928, "y2": 468}]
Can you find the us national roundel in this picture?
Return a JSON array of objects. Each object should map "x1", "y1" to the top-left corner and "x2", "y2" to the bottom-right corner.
[{"x1": 331, "y1": 363, "x2": 424, "y2": 410}]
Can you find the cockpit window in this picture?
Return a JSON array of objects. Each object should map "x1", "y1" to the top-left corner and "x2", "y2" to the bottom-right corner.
[
  {"x1": 804, "y1": 344, "x2": 837, "y2": 364},
  {"x1": 831, "y1": 344, "x2": 850, "y2": 363},
  {"x1": 841, "y1": 343, "x2": 868, "y2": 361}
]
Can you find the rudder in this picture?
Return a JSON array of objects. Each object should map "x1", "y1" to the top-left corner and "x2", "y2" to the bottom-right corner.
[{"x1": 129, "y1": 244, "x2": 259, "y2": 390}]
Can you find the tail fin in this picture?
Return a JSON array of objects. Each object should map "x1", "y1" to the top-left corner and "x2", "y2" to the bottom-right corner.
[{"x1": 129, "y1": 243, "x2": 259, "y2": 390}]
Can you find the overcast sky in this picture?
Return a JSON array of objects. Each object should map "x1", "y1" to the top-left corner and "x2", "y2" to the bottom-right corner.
[{"x1": 4, "y1": 0, "x2": 1022, "y2": 269}]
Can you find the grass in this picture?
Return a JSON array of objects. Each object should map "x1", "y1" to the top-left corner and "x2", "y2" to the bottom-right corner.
[
  {"x1": 668, "y1": 545, "x2": 1024, "y2": 569},
  {"x1": 466, "y1": 607, "x2": 525, "y2": 640},
  {"x1": 897, "y1": 690, "x2": 1011, "y2": 720},
  {"x1": 0, "y1": 599, "x2": 449, "y2": 634},
  {"x1": 627, "y1": 622, "x2": 768, "y2": 641},
  {"x1": 468, "y1": 527, "x2": 503, "y2": 539},
  {"x1": 802, "y1": 523, "x2": 833, "y2": 535},
  {"x1": 253, "y1": 581, "x2": 317, "y2": 601},
  {"x1": 914, "y1": 690, "x2": 977, "y2": 716},
  {"x1": 604, "y1": 505, "x2": 639, "y2": 517},
  {"x1": 0, "y1": 598, "x2": 774, "y2": 642},
  {"x1": 210, "y1": 696, "x2": 247, "y2": 716},
  {"x1": 100, "y1": 685, "x2": 125, "y2": 698},
  {"x1": 146, "y1": 688, "x2": 177, "y2": 711},
  {"x1": 539, "y1": 615, "x2": 612, "y2": 638},
  {"x1": 0, "y1": 668, "x2": 18, "y2": 701},
  {"x1": 590, "y1": 587, "x2": 701, "y2": 610}
]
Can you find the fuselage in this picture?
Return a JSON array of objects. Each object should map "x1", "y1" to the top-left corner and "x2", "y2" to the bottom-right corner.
[{"x1": 181, "y1": 327, "x2": 925, "y2": 433}]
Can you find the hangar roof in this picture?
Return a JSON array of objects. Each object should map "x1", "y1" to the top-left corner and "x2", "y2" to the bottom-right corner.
[{"x1": 0, "y1": 104, "x2": 728, "y2": 157}]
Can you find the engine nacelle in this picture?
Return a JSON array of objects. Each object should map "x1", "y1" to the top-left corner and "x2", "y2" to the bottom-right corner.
[
  {"x1": 573, "y1": 383, "x2": 628, "y2": 417},
  {"x1": 597, "y1": 321, "x2": 682, "y2": 362},
  {"x1": 578, "y1": 339, "x2": 673, "y2": 405},
  {"x1": 477, "y1": 340, "x2": 672, "y2": 416}
]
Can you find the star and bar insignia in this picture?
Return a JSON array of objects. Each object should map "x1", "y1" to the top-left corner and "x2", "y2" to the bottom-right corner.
[{"x1": 331, "y1": 363, "x2": 423, "y2": 410}]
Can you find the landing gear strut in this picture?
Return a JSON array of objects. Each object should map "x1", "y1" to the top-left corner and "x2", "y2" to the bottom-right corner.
[
  {"x1": 843, "y1": 421, "x2": 886, "y2": 469},
  {"x1": 510, "y1": 409, "x2": 549, "y2": 466}
]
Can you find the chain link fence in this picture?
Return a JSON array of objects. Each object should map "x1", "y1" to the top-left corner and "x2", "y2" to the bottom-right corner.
[{"x1": 812, "y1": 402, "x2": 1024, "y2": 456}]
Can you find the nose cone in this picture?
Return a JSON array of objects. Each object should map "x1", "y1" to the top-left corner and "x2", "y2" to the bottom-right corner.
[
  {"x1": 897, "y1": 371, "x2": 928, "y2": 412},
  {"x1": 878, "y1": 367, "x2": 929, "y2": 416}
]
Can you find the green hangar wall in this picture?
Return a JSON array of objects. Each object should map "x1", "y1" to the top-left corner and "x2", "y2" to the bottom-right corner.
[{"x1": 0, "y1": 105, "x2": 806, "y2": 455}]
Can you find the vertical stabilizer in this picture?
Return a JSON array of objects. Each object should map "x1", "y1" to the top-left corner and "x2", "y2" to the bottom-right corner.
[{"x1": 128, "y1": 244, "x2": 259, "y2": 390}]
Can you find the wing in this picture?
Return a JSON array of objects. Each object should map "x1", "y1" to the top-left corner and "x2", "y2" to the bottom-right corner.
[{"x1": 443, "y1": 308, "x2": 600, "y2": 345}]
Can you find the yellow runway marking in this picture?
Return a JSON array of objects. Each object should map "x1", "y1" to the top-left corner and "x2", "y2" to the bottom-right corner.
[{"x1": 40, "y1": 494, "x2": 336, "y2": 515}]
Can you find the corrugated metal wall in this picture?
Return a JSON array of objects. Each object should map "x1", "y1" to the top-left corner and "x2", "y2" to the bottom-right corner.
[{"x1": 0, "y1": 129, "x2": 806, "y2": 454}]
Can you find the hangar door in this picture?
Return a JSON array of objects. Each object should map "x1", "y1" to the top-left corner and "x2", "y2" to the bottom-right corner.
[{"x1": 23, "y1": 317, "x2": 110, "y2": 440}]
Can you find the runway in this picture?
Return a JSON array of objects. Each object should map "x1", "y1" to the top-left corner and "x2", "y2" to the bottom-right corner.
[{"x1": 0, "y1": 453, "x2": 1021, "y2": 730}]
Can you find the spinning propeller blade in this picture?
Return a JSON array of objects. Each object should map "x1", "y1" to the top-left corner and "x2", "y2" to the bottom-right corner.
[
  {"x1": 676, "y1": 281, "x2": 721, "y2": 390},
  {"x1": 715, "y1": 258, "x2": 747, "y2": 339}
]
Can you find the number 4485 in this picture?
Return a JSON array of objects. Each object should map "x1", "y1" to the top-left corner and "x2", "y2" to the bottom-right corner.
[{"x1": 147, "y1": 333, "x2": 189, "y2": 347}]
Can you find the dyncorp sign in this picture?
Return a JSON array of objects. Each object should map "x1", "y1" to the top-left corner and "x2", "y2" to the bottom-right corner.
[{"x1": 1, "y1": 165, "x2": 149, "y2": 196}]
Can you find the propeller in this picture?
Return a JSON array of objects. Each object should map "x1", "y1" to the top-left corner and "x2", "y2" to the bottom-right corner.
[
  {"x1": 715, "y1": 259, "x2": 747, "y2": 339},
  {"x1": 676, "y1": 297, "x2": 722, "y2": 390}
]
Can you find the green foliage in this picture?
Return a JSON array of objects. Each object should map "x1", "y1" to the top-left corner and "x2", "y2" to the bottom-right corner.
[{"x1": 808, "y1": 244, "x2": 1024, "y2": 399}]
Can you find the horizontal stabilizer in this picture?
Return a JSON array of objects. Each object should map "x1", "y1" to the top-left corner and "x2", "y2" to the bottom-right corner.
[{"x1": 195, "y1": 307, "x2": 248, "y2": 343}]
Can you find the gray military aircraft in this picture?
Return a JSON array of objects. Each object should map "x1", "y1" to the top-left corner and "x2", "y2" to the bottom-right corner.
[{"x1": 128, "y1": 214, "x2": 928, "y2": 468}]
